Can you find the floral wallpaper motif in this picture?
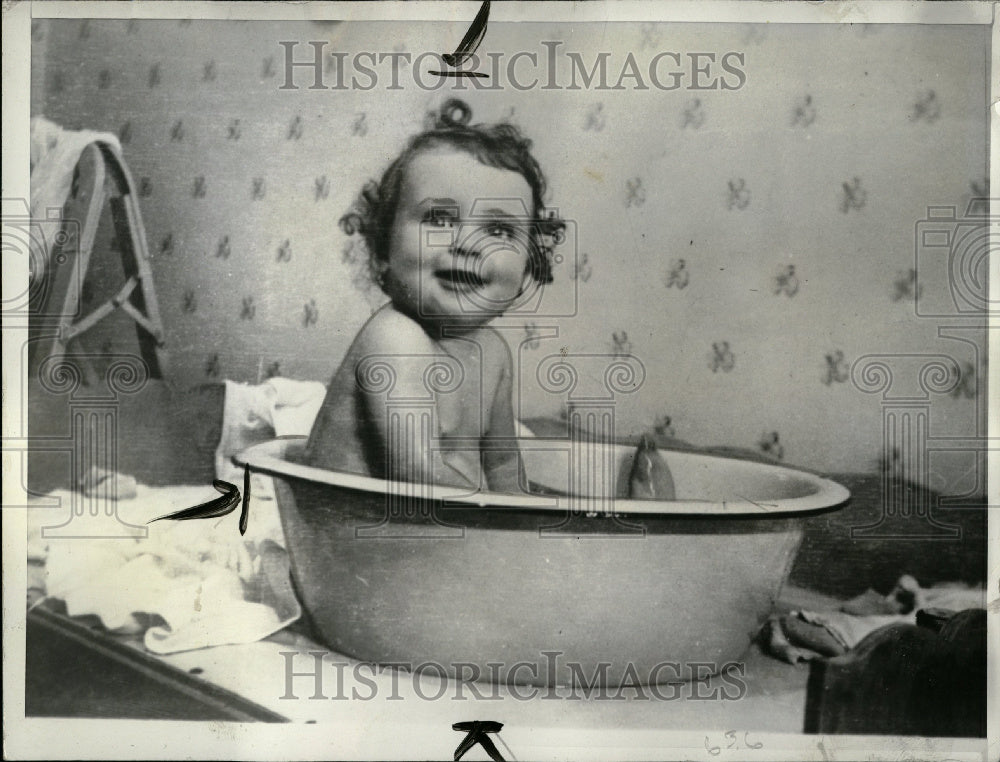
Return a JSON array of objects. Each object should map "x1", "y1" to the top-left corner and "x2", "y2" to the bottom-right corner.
[{"x1": 32, "y1": 19, "x2": 988, "y2": 489}]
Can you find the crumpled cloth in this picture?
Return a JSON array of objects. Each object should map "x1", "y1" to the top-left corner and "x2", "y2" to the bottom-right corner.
[
  {"x1": 763, "y1": 575, "x2": 985, "y2": 663},
  {"x1": 28, "y1": 482, "x2": 300, "y2": 654},
  {"x1": 79, "y1": 465, "x2": 138, "y2": 500},
  {"x1": 27, "y1": 377, "x2": 326, "y2": 654},
  {"x1": 30, "y1": 116, "x2": 122, "y2": 280},
  {"x1": 215, "y1": 378, "x2": 326, "y2": 485}
]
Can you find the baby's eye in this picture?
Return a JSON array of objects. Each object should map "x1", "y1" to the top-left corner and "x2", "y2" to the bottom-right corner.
[{"x1": 485, "y1": 222, "x2": 516, "y2": 240}]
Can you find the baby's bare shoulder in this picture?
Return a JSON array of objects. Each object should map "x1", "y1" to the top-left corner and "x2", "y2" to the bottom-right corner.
[
  {"x1": 355, "y1": 306, "x2": 435, "y2": 354},
  {"x1": 348, "y1": 308, "x2": 445, "y2": 394}
]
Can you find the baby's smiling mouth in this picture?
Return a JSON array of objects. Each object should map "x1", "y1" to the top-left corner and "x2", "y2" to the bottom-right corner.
[{"x1": 434, "y1": 267, "x2": 486, "y2": 290}]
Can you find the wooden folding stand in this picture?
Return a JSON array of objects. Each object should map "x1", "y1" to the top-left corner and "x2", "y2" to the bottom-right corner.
[{"x1": 29, "y1": 141, "x2": 169, "y2": 385}]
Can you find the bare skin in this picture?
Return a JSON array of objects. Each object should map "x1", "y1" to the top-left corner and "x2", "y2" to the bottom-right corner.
[{"x1": 304, "y1": 149, "x2": 534, "y2": 492}]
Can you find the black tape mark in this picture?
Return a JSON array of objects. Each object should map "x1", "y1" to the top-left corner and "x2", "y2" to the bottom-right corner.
[
  {"x1": 430, "y1": 0, "x2": 491, "y2": 79},
  {"x1": 452, "y1": 720, "x2": 505, "y2": 762},
  {"x1": 149, "y1": 464, "x2": 252, "y2": 536}
]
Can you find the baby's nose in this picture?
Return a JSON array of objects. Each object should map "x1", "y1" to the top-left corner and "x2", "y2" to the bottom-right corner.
[{"x1": 450, "y1": 226, "x2": 482, "y2": 258}]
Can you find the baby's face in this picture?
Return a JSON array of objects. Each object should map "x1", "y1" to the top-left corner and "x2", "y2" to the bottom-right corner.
[{"x1": 384, "y1": 148, "x2": 536, "y2": 329}]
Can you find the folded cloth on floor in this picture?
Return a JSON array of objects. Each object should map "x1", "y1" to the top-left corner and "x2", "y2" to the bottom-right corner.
[
  {"x1": 28, "y1": 482, "x2": 300, "y2": 654},
  {"x1": 214, "y1": 377, "x2": 326, "y2": 485},
  {"x1": 763, "y1": 575, "x2": 985, "y2": 664}
]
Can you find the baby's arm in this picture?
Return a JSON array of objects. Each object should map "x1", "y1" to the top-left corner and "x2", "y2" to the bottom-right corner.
[
  {"x1": 354, "y1": 312, "x2": 479, "y2": 489},
  {"x1": 481, "y1": 337, "x2": 526, "y2": 493}
]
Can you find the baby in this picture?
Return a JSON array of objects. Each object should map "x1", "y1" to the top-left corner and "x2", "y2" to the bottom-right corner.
[{"x1": 304, "y1": 100, "x2": 563, "y2": 493}]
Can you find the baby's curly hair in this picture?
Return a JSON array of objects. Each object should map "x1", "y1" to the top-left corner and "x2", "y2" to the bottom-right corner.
[{"x1": 340, "y1": 99, "x2": 564, "y2": 288}]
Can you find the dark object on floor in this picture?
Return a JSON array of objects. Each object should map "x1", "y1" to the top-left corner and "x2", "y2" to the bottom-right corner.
[
  {"x1": 780, "y1": 614, "x2": 847, "y2": 658},
  {"x1": 804, "y1": 607, "x2": 985, "y2": 737},
  {"x1": 26, "y1": 604, "x2": 287, "y2": 721}
]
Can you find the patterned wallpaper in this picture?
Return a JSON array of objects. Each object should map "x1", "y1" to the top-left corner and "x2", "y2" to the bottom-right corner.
[{"x1": 32, "y1": 19, "x2": 988, "y2": 491}]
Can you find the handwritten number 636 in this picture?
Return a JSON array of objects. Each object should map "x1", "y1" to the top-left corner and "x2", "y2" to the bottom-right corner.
[{"x1": 705, "y1": 731, "x2": 763, "y2": 755}]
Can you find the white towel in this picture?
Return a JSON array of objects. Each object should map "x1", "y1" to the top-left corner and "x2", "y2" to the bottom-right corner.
[
  {"x1": 31, "y1": 483, "x2": 300, "y2": 654},
  {"x1": 28, "y1": 377, "x2": 326, "y2": 654},
  {"x1": 30, "y1": 116, "x2": 122, "y2": 281},
  {"x1": 214, "y1": 377, "x2": 326, "y2": 485}
]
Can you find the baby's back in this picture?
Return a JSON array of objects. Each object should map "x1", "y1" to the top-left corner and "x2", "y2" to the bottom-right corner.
[
  {"x1": 303, "y1": 306, "x2": 502, "y2": 487},
  {"x1": 302, "y1": 344, "x2": 374, "y2": 476}
]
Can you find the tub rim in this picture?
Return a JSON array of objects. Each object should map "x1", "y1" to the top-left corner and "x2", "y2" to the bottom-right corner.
[{"x1": 234, "y1": 436, "x2": 851, "y2": 518}]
